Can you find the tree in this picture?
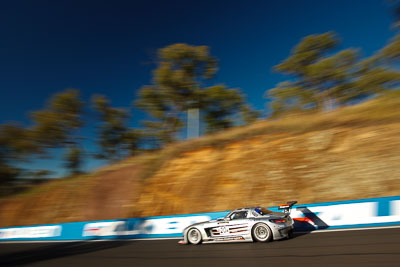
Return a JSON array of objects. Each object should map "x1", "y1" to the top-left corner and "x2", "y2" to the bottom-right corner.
[
  {"x1": 136, "y1": 85, "x2": 183, "y2": 146},
  {"x1": 240, "y1": 104, "x2": 261, "y2": 124},
  {"x1": 136, "y1": 44, "x2": 217, "y2": 144},
  {"x1": 123, "y1": 129, "x2": 140, "y2": 156},
  {"x1": 30, "y1": 89, "x2": 84, "y2": 175},
  {"x1": 266, "y1": 81, "x2": 315, "y2": 117},
  {"x1": 137, "y1": 43, "x2": 259, "y2": 142},
  {"x1": 92, "y1": 94, "x2": 138, "y2": 161},
  {"x1": 355, "y1": 1, "x2": 400, "y2": 97},
  {"x1": 65, "y1": 145, "x2": 82, "y2": 175},
  {"x1": 267, "y1": 32, "x2": 400, "y2": 117},
  {"x1": 27, "y1": 169, "x2": 54, "y2": 180},
  {"x1": 352, "y1": 56, "x2": 400, "y2": 101},
  {"x1": 270, "y1": 32, "x2": 361, "y2": 113},
  {"x1": 0, "y1": 124, "x2": 37, "y2": 191},
  {"x1": 389, "y1": 0, "x2": 400, "y2": 29},
  {"x1": 347, "y1": 36, "x2": 400, "y2": 102},
  {"x1": 380, "y1": 35, "x2": 400, "y2": 60},
  {"x1": 201, "y1": 85, "x2": 259, "y2": 133}
]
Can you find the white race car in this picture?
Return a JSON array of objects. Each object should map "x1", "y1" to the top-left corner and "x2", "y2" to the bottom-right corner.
[{"x1": 180, "y1": 201, "x2": 297, "y2": 245}]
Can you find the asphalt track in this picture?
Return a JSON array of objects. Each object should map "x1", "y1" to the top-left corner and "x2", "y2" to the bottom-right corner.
[{"x1": 1, "y1": 228, "x2": 400, "y2": 267}]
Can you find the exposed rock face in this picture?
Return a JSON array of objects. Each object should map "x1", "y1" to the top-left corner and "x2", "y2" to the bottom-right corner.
[
  {"x1": 135, "y1": 124, "x2": 400, "y2": 217},
  {"x1": 0, "y1": 123, "x2": 399, "y2": 227}
]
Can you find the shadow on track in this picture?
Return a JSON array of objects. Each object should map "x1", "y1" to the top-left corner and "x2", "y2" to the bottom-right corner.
[{"x1": 0, "y1": 241, "x2": 127, "y2": 266}]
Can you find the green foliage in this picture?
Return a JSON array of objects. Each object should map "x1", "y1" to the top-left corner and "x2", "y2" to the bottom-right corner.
[
  {"x1": 31, "y1": 89, "x2": 83, "y2": 148},
  {"x1": 123, "y1": 129, "x2": 140, "y2": 156},
  {"x1": 0, "y1": 124, "x2": 37, "y2": 157},
  {"x1": 92, "y1": 94, "x2": 139, "y2": 160},
  {"x1": 275, "y1": 32, "x2": 338, "y2": 76},
  {"x1": 381, "y1": 34, "x2": 400, "y2": 60},
  {"x1": 27, "y1": 169, "x2": 53, "y2": 179},
  {"x1": 268, "y1": 32, "x2": 400, "y2": 116},
  {"x1": 154, "y1": 43, "x2": 217, "y2": 111},
  {"x1": 267, "y1": 81, "x2": 315, "y2": 117},
  {"x1": 136, "y1": 85, "x2": 182, "y2": 145},
  {"x1": 64, "y1": 145, "x2": 82, "y2": 175},
  {"x1": 0, "y1": 124, "x2": 37, "y2": 191},
  {"x1": 30, "y1": 89, "x2": 84, "y2": 175},
  {"x1": 202, "y1": 85, "x2": 247, "y2": 133},
  {"x1": 0, "y1": 163, "x2": 19, "y2": 186},
  {"x1": 355, "y1": 64, "x2": 400, "y2": 98},
  {"x1": 136, "y1": 43, "x2": 218, "y2": 144},
  {"x1": 240, "y1": 104, "x2": 261, "y2": 124},
  {"x1": 137, "y1": 43, "x2": 259, "y2": 141}
]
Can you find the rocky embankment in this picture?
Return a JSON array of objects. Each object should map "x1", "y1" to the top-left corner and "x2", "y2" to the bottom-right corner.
[{"x1": 135, "y1": 123, "x2": 400, "y2": 216}]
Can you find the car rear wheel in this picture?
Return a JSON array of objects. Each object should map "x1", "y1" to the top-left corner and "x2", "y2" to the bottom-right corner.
[
  {"x1": 187, "y1": 228, "x2": 202, "y2": 245},
  {"x1": 252, "y1": 223, "x2": 272, "y2": 242}
]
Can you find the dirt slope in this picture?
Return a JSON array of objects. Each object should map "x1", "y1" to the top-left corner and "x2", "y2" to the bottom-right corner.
[
  {"x1": 135, "y1": 123, "x2": 400, "y2": 217},
  {"x1": 0, "y1": 165, "x2": 143, "y2": 227}
]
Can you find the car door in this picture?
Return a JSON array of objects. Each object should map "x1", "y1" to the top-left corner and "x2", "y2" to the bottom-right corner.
[
  {"x1": 212, "y1": 211, "x2": 250, "y2": 239},
  {"x1": 226, "y1": 211, "x2": 251, "y2": 237}
]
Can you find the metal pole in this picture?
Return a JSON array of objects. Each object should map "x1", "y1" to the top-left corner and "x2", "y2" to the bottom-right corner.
[{"x1": 187, "y1": 108, "x2": 200, "y2": 139}]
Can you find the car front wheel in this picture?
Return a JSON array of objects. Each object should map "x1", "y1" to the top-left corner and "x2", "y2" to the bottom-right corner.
[{"x1": 187, "y1": 228, "x2": 202, "y2": 245}]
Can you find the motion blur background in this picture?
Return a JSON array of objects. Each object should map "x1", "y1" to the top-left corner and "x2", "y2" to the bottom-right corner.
[{"x1": 0, "y1": 0, "x2": 399, "y2": 227}]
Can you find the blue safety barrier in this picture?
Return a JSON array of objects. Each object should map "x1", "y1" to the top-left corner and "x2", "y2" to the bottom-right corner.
[{"x1": 1, "y1": 196, "x2": 399, "y2": 241}]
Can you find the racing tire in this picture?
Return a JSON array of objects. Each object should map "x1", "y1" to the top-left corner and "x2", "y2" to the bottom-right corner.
[
  {"x1": 252, "y1": 223, "x2": 272, "y2": 242},
  {"x1": 187, "y1": 228, "x2": 202, "y2": 245}
]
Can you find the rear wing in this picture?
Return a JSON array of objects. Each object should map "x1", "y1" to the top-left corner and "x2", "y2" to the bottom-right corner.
[{"x1": 278, "y1": 201, "x2": 297, "y2": 214}]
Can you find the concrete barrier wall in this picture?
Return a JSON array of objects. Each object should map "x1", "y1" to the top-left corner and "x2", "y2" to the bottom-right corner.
[{"x1": 1, "y1": 196, "x2": 399, "y2": 241}]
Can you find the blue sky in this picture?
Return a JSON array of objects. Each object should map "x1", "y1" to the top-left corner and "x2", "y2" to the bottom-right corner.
[{"x1": 0, "y1": 0, "x2": 396, "y2": 176}]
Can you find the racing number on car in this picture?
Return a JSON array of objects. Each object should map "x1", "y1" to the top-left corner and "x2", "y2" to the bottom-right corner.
[{"x1": 219, "y1": 226, "x2": 228, "y2": 234}]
